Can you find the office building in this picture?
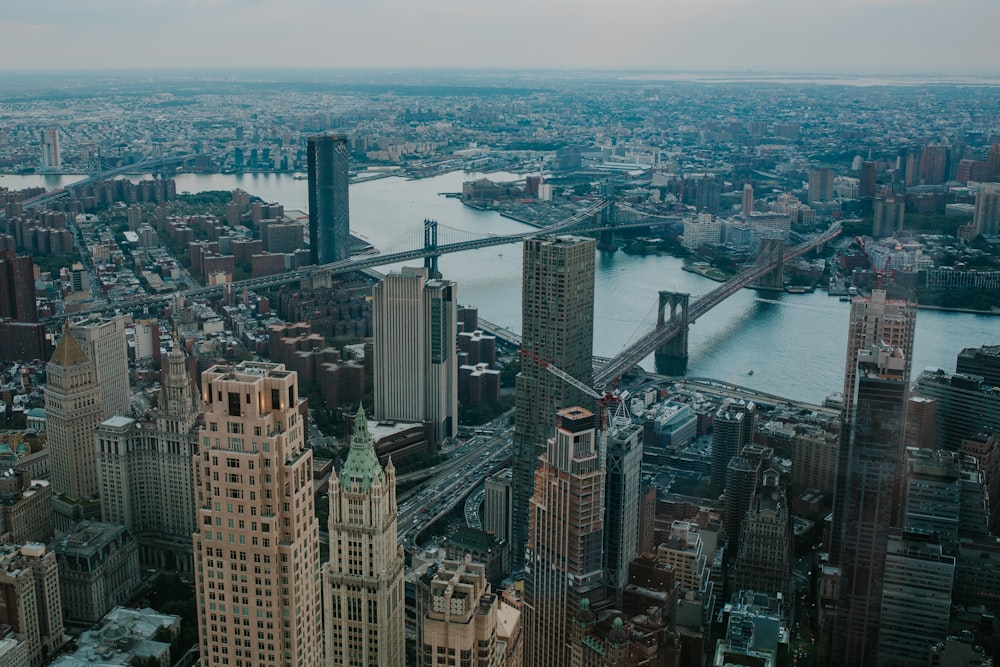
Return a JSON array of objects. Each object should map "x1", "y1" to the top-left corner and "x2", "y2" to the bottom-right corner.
[
  {"x1": 524, "y1": 407, "x2": 604, "y2": 667},
  {"x1": 724, "y1": 443, "x2": 772, "y2": 558},
  {"x1": 913, "y1": 369, "x2": 1000, "y2": 451},
  {"x1": 512, "y1": 235, "x2": 595, "y2": 562},
  {"x1": 420, "y1": 558, "x2": 503, "y2": 667},
  {"x1": 741, "y1": 183, "x2": 754, "y2": 216},
  {"x1": 483, "y1": 468, "x2": 513, "y2": 544},
  {"x1": 873, "y1": 197, "x2": 905, "y2": 238},
  {"x1": 973, "y1": 185, "x2": 1000, "y2": 236},
  {"x1": 70, "y1": 315, "x2": 131, "y2": 420},
  {"x1": 45, "y1": 329, "x2": 104, "y2": 530},
  {"x1": 918, "y1": 144, "x2": 949, "y2": 185},
  {"x1": 711, "y1": 398, "x2": 756, "y2": 488},
  {"x1": 444, "y1": 527, "x2": 510, "y2": 590},
  {"x1": 324, "y1": 407, "x2": 405, "y2": 667},
  {"x1": 859, "y1": 161, "x2": 877, "y2": 200},
  {"x1": 735, "y1": 470, "x2": 792, "y2": 603},
  {"x1": 960, "y1": 433, "x2": 1000, "y2": 532},
  {"x1": 807, "y1": 168, "x2": 834, "y2": 203},
  {"x1": 40, "y1": 128, "x2": 59, "y2": 169},
  {"x1": 372, "y1": 267, "x2": 457, "y2": 444},
  {"x1": 193, "y1": 362, "x2": 321, "y2": 667},
  {"x1": 50, "y1": 606, "x2": 179, "y2": 667},
  {"x1": 904, "y1": 395, "x2": 937, "y2": 450},
  {"x1": 51, "y1": 521, "x2": 140, "y2": 625},
  {"x1": 956, "y1": 344, "x2": 1000, "y2": 389},
  {"x1": 875, "y1": 532, "x2": 954, "y2": 666},
  {"x1": 831, "y1": 344, "x2": 909, "y2": 666},
  {"x1": 0, "y1": 543, "x2": 64, "y2": 667},
  {"x1": 903, "y1": 448, "x2": 965, "y2": 554},
  {"x1": 603, "y1": 413, "x2": 643, "y2": 597},
  {"x1": 307, "y1": 133, "x2": 350, "y2": 265},
  {"x1": 96, "y1": 343, "x2": 199, "y2": 571}
]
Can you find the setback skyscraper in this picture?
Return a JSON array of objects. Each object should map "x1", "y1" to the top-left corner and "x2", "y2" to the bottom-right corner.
[
  {"x1": 307, "y1": 133, "x2": 350, "y2": 265},
  {"x1": 193, "y1": 362, "x2": 321, "y2": 667},
  {"x1": 524, "y1": 407, "x2": 604, "y2": 667},
  {"x1": 324, "y1": 407, "x2": 405, "y2": 667},
  {"x1": 512, "y1": 235, "x2": 595, "y2": 563}
]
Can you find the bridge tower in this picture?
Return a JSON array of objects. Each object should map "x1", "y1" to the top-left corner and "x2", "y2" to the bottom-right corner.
[
  {"x1": 754, "y1": 238, "x2": 785, "y2": 290},
  {"x1": 654, "y1": 291, "x2": 689, "y2": 375},
  {"x1": 423, "y1": 218, "x2": 441, "y2": 278},
  {"x1": 597, "y1": 201, "x2": 618, "y2": 251}
]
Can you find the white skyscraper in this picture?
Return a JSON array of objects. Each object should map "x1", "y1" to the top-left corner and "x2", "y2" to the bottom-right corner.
[{"x1": 373, "y1": 267, "x2": 457, "y2": 444}]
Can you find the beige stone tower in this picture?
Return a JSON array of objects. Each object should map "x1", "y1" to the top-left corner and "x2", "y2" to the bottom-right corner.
[
  {"x1": 193, "y1": 361, "x2": 321, "y2": 667},
  {"x1": 324, "y1": 407, "x2": 405, "y2": 667}
]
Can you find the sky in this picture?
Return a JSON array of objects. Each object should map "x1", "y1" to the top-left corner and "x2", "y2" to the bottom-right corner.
[{"x1": 2, "y1": 0, "x2": 999, "y2": 74}]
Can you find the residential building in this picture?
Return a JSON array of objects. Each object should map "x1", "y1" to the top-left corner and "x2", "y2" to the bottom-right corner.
[
  {"x1": 873, "y1": 198, "x2": 905, "y2": 238},
  {"x1": 324, "y1": 407, "x2": 405, "y2": 667},
  {"x1": 0, "y1": 471, "x2": 52, "y2": 545},
  {"x1": 512, "y1": 235, "x2": 595, "y2": 563},
  {"x1": 523, "y1": 407, "x2": 604, "y2": 667},
  {"x1": 372, "y1": 267, "x2": 457, "y2": 444},
  {"x1": 193, "y1": 362, "x2": 321, "y2": 667},
  {"x1": 734, "y1": 470, "x2": 792, "y2": 603},
  {"x1": 712, "y1": 398, "x2": 756, "y2": 488},
  {"x1": 307, "y1": 133, "x2": 351, "y2": 264},
  {"x1": 808, "y1": 168, "x2": 834, "y2": 203}
]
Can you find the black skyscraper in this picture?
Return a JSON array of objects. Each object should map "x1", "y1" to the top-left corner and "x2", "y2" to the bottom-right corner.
[{"x1": 307, "y1": 133, "x2": 350, "y2": 265}]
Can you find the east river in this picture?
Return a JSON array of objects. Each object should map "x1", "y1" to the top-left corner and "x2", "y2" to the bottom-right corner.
[{"x1": 3, "y1": 170, "x2": 997, "y2": 405}]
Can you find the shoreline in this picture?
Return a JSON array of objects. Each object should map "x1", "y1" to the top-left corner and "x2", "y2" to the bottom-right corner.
[{"x1": 914, "y1": 303, "x2": 1000, "y2": 316}]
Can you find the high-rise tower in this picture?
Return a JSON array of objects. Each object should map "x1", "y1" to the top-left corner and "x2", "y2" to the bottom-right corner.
[
  {"x1": 193, "y1": 362, "x2": 321, "y2": 667},
  {"x1": 603, "y1": 412, "x2": 643, "y2": 597},
  {"x1": 372, "y1": 267, "x2": 457, "y2": 444},
  {"x1": 97, "y1": 341, "x2": 200, "y2": 571},
  {"x1": 524, "y1": 407, "x2": 604, "y2": 667},
  {"x1": 512, "y1": 235, "x2": 595, "y2": 563},
  {"x1": 307, "y1": 133, "x2": 350, "y2": 265},
  {"x1": 324, "y1": 407, "x2": 405, "y2": 667},
  {"x1": 841, "y1": 290, "x2": 915, "y2": 414},
  {"x1": 40, "y1": 128, "x2": 60, "y2": 170},
  {"x1": 831, "y1": 344, "x2": 909, "y2": 666},
  {"x1": 46, "y1": 328, "x2": 104, "y2": 530},
  {"x1": 70, "y1": 315, "x2": 131, "y2": 419}
]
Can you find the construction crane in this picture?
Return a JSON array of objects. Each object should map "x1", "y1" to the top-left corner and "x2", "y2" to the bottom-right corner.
[
  {"x1": 519, "y1": 349, "x2": 630, "y2": 432},
  {"x1": 854, "y1": 235, "x2": 893, "y2": 290}
]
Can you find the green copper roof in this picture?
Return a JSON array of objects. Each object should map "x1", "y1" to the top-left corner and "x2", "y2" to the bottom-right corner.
[{"x1": 339, "y1": 406, "x2": 383, "y2": 492}]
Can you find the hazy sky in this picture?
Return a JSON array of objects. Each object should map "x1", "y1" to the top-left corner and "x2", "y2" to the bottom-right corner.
[{"x1": 2, "y1": 0, "x2": 998, "y2": 73}]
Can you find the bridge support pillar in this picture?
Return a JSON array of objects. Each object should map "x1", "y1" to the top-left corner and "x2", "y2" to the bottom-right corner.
[
  {"x1": 754, "y1": 238, "x2": 785, "y2": 290},
  {"x1": 597, "y1": 203, "x2": 617, "y2": 251},
  {"x1": 654, "y1": 291, "x2": 689, "y2": 375},
  {"x1": 423, "y1": 218, "x2": 441, "y2": 278}
]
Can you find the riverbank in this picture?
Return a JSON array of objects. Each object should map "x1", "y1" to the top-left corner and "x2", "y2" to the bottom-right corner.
[
  {"x1": 682, "y1": 263, "x2": 730, "y2": 282},
  {"x1": 915, "y1": 303, "x2": 1000, "y2": 316}
]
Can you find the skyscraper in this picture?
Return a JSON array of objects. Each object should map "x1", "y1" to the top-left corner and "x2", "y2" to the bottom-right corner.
[
  {"x1": 483, "y1": 468, "x2": 513, "y2": 545},
  {"x1": 735, "y1": 470, "x2": 792, "y2": 603},
  {"x1": 711, "y1": 398, "x2": 756, "y2": 488},
  {"x1": 741, "y1": 183, "x2": 754, "y2": 216},
  {"x1": 512, "y1": 235, "x2": 595, "y2": 562},
  {"x1": 46, "y1": 328, "x2": 104, "y2": 530},
  {"x1": 70, "y1": 315, "x2": 131, "y2": 420},
  {"x1": 307, "y1": 133, "x2": 350, "y2": 265},
  {"x1": 602, "y1": 413, "x2": 643, "y2": 597},
  {"x1": 807, "y1": 168, "x2": 834, "y2": 203},
  {"x1": 872, "y1": 197, "x2": 905, "y2": 238},
  {"x1": 859, "y1": 161, "x2": 877, "y2": 200},
  {"x1": 372, "y1": 266, "x2": 457, "y2": 444},
  {"x1": 524, "y1": 407, "x2": 604, "y2": 667},
  {"x1": 841, "y1": 290, "x2": 915, "y2": 414},
  {"x1": 96, "y1": 342, "x2": 200, "y2": 571},
  {"x1": 193, "y1": 361, "x2": 321, "y2": 667},
  {"x1": 324, "y1": 407, "x2": 405, "y2": 667},
  {"x1": 419, "y1": 558, "x2": 503, "y2": 667},
  {"x1": 40, "y1": 128, "x2": 59, "y2": 170},
  {"x1": 831, "y1": 344, "x2": 909, "y2": 666},
  {"x1": 0, "y1": 253, "x2": 37, "y2": 323}
]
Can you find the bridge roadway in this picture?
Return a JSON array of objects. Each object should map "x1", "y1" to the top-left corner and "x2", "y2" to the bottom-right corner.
[
  {"x1": 593, "y1": 222, "x2": 843, "y2": 388},
  {"x1": 44, "y1": 198, "x2": 625, "y2": 323}
]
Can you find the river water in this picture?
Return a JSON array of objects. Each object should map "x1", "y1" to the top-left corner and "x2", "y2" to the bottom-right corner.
[{"x1": 3, "y1": 170, "x2": 996, "y2": 405}]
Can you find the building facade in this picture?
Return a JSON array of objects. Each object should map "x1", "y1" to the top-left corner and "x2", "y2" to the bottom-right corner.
[
  {"x1": 45, "y1": 328, "x2": 104, "y2": 530},
  {"x1": 524, "y1": 407, "x2": 604, "y2": 667},
  {"x1": 307, "y1": 133, "x2": 351, "y2": 265},
  {"x1": 0, "y1": 543, "x2": 63, "y2": 667},
  {"x1": 324, "y1": 407, "x2": 405, "y2": 667},
  {"x1": 512, "y1": 236, "x2": 595, "y2": 563},
  {"x1": 96, "y1": 343, "x2": 199, "y2": 572},
  {"x1": 70, "y1": 315, "x2": 131, "y2": 421},
  {"x1": 603, "y1": 414, "x2": 643, "y2": 597},
  {"x1": 372, "y1": 267, "x2": 458, "y2": 444},
  {"x1": 192, "y1": 362, "x2": 321, "y2": 667},
  {"x1": 420, "y1": 558, "x2": 502, "y2": 667}
]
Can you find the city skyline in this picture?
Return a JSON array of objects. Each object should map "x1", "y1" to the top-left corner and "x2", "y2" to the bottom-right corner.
[{"x1": 2, "y1": 1, "x2": 1000, "y2": 74}]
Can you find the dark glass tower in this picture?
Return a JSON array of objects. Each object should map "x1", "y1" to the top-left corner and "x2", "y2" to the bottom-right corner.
[{"x1": 307, "y1": 133, "x2": 350, "y2": 265}]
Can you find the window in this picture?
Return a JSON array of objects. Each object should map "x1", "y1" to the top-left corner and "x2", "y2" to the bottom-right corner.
[{"x1": 228, "y1": 392, "x2": 241, "y2": 417}]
